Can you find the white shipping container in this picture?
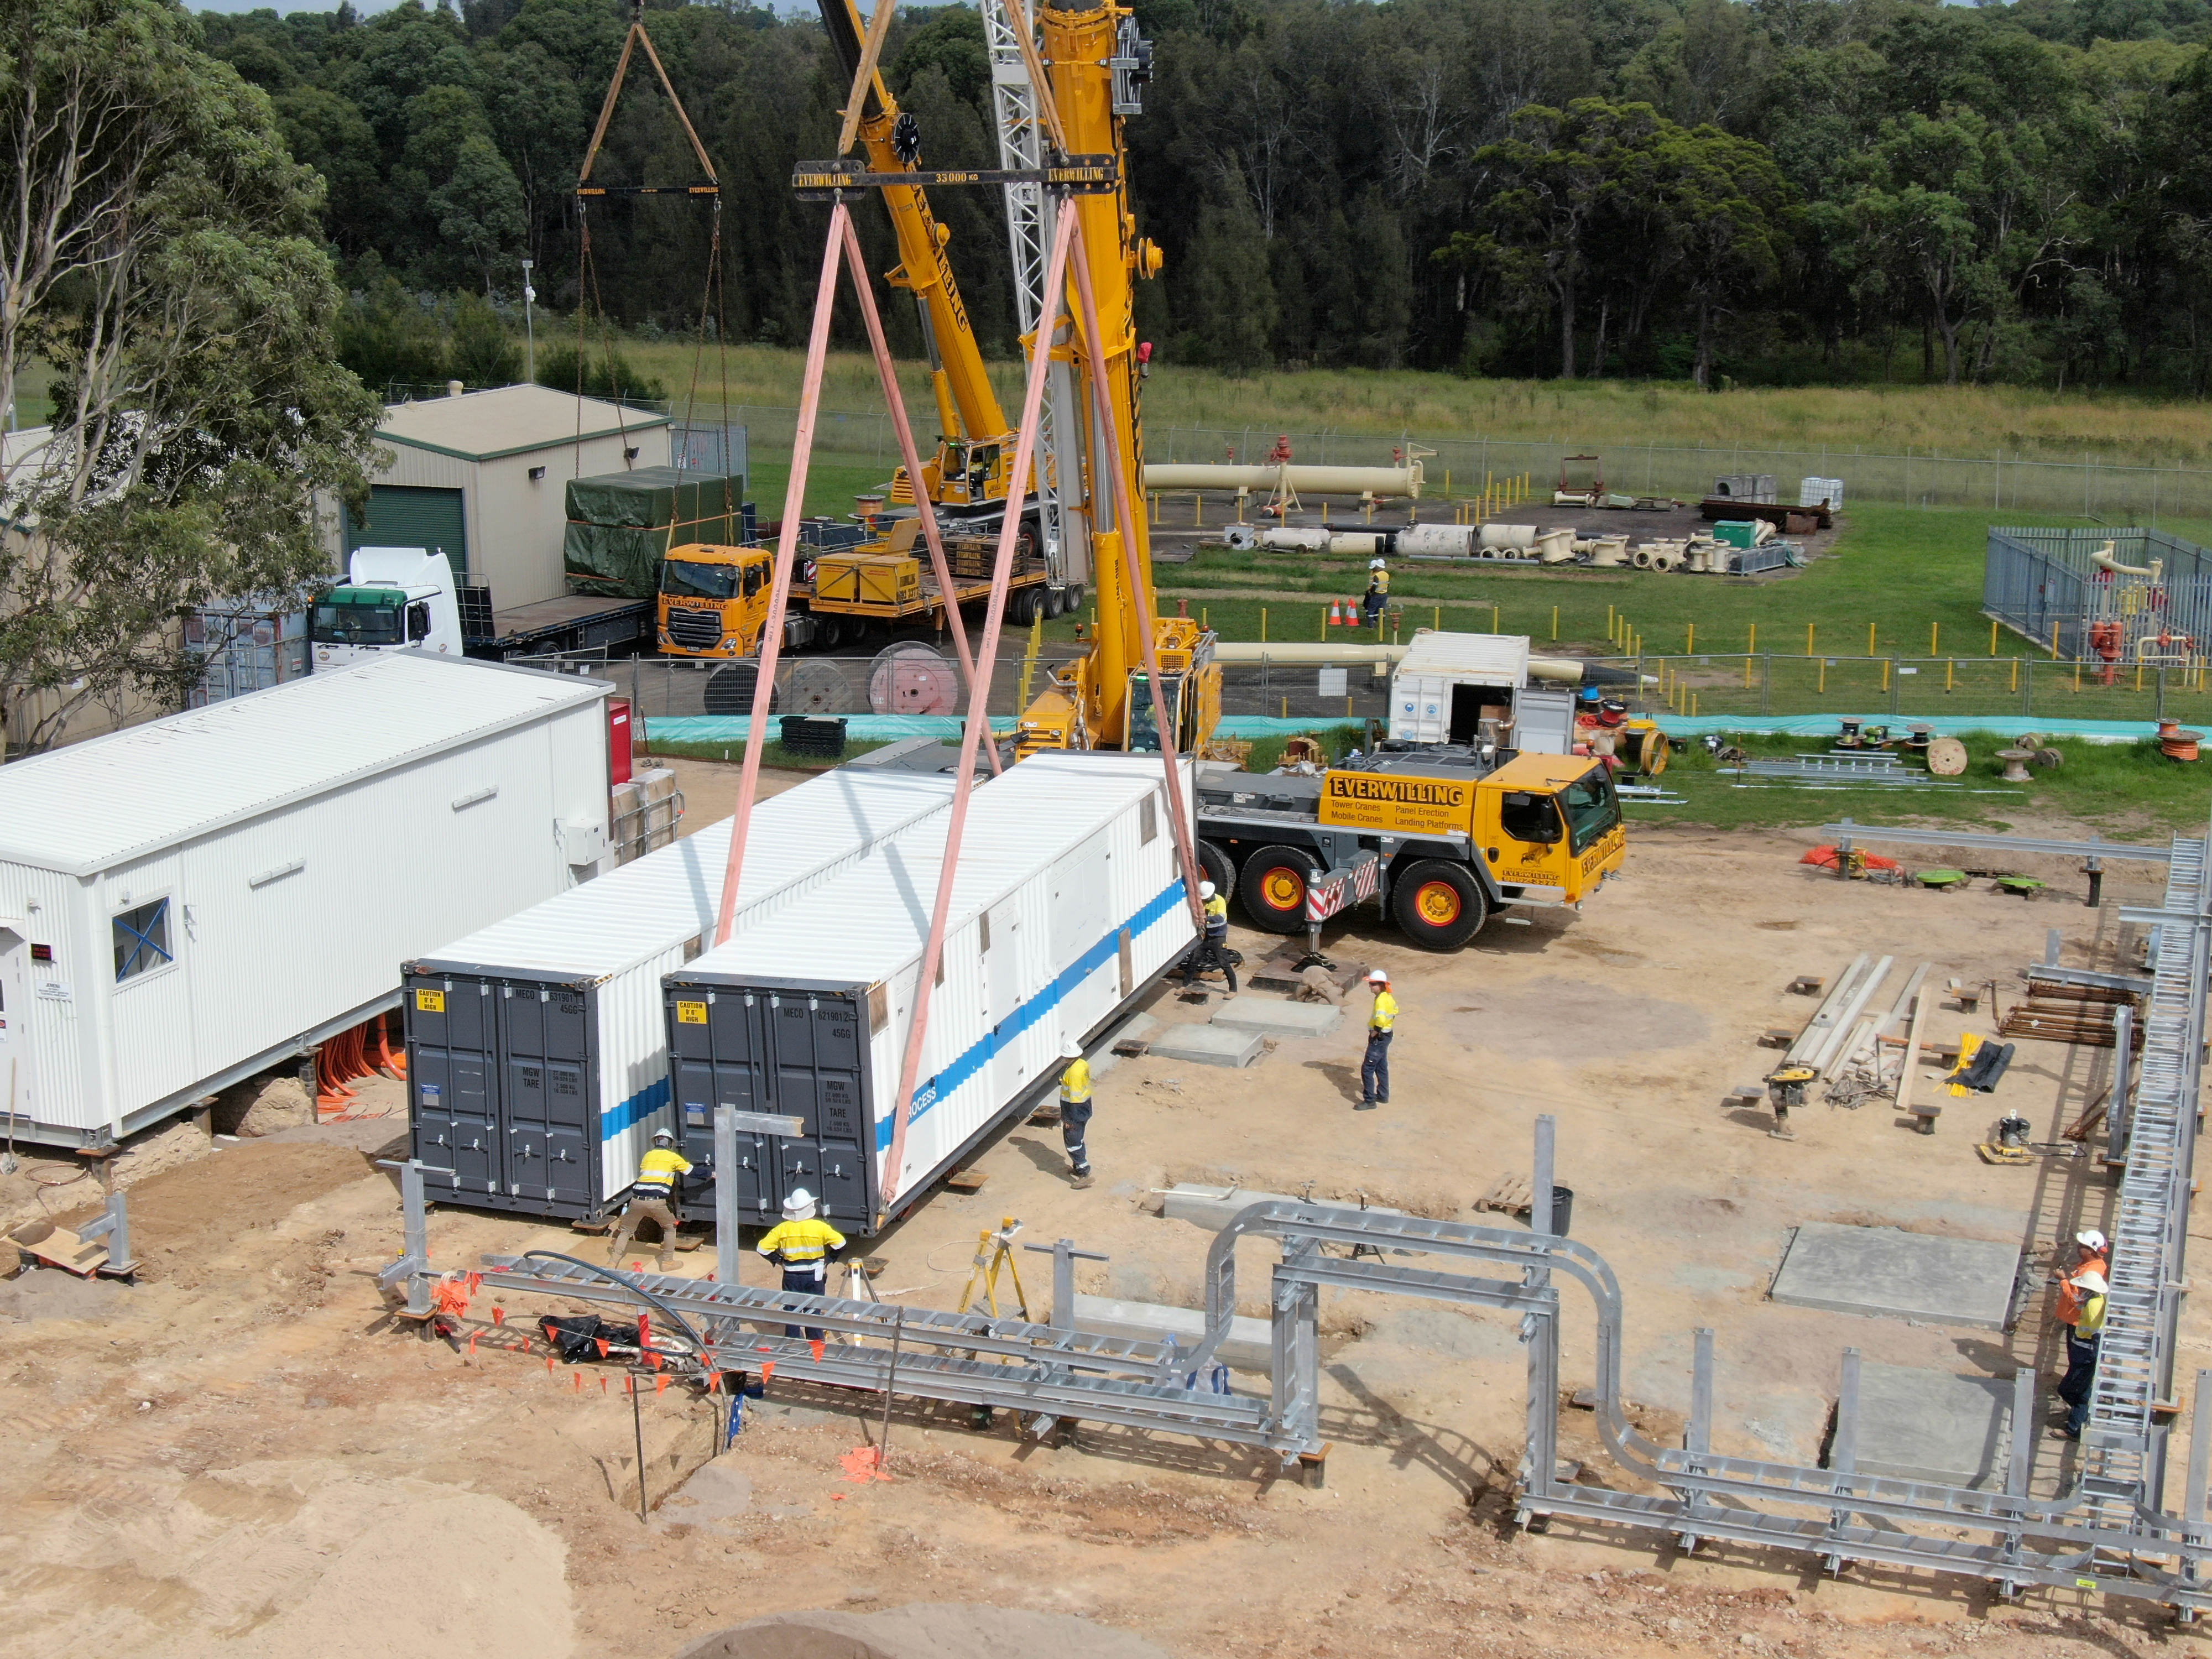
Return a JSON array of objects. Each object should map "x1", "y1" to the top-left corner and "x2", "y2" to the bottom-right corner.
[
  {"x1": 1390, "y1": 632, "x2": 1531, "y2": 744},
  {"x1": 665, "y1": 753, "x2": 1197, "y2": 1234},
  {"x1": 401, "y1": 768, "x2": 957, "y2": 1219},
  {"x1": 0, "y1": 654, "x2": 609, "y2": 1146}
]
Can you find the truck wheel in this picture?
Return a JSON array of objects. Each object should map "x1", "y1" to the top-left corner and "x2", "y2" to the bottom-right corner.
[
  {"x1": 1008, "y1": 587, "x2": 1044, "y2": 627},
  {"x1": 705, "y1": 662, "x2": 780, "y2": 717},
  {"x1": 1064, "y1": 583, "x2": 1085, "y2": 617},
  {"x1": 1390, "y1": 859, "x2": 1486, "y2": 950},
  {"x1": 1045, "y1": 586, "x2": 1065, "y2": 619},
  {"x1": 1237, "y1": 844, "x2": 1318, "y2": 935},
  {"x1": 1197, "y1": 840, "x2": 1235, "y2": 899}
]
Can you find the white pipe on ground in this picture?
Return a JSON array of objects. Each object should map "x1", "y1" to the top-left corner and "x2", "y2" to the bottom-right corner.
[
  {"x1": 1144, "y1": 461, "x2": 1423, "y2": 499},
  {"x1": 1210, "y1": 640, "x2": 1645, "y2": 686}
]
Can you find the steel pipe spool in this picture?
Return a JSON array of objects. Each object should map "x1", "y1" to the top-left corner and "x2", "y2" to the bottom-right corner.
[{"x1": 1144, "y1": 461, "x2": 1423, "y2": 498}]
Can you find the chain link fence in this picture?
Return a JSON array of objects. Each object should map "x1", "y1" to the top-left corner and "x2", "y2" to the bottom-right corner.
[
  {"x1": 1603, "y1": 651, "x2": 2212, "y2": 726},
  {"x1": 686, "y1": 401, "x2": 2212, "y2": 522}
]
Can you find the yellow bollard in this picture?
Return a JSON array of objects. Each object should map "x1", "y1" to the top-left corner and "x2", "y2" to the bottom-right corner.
[
  {"x1": 1749, "y1": 622, "x2": 1756, "y2": 654},
  {"x1": 1819, "y1": 659, "x2": 1827, "y2": 694},
  {"x1": 1281, "y1": 696, "x2": 1288, "y2": 718},
  {"x1": 1608, "y1": 603, "x2": 1615, "y2": 639},
  {"x1": 1492, "y1": 603, "x2": 1500, "y2": 633},
  {"x1": 1322, "y1": 502, "x2": 1329, "y2": 525},
  {"x1": 1692, "y1": 692, "x2": 1699, "y2": 717},
  {"x1": 1989, "y1": 619, "x2": 1999, "y2": 656},
  {"x1": 2074, "y1": 660, "x2": 2082, "y2": 693},
  {"x1": 1444, "y1": 468, "x2": 1451, "y2": 494},
  {"x1": 1867, "y1": 622, "x2": 1876, "y2": 655},
  {"x1": 1261, "y1": 607, "x2": 1268, "y2": 642},
  {"x1": 1319, "y1": 607, "x2": 1327, "y2": 641},
  {"x1": 1202, "y1": 606, "x2": 1209, "y2": 629},
  {"x1": 1552, "y1": 604, "x2": 1559, "y2": 640},
  {"x1": 1806, "y1": 623, "x2": 1815, "y2": 655},
  {"x1": 1930, "y1": 621, "x2": 1939, "y2": 656},
  {"x1": 2136, "y1": 662, "x2": 2145, "y2": 694},
  {"x1": 1947, "y1": 658, "x2": 1954, "y2": 692},
  {"x1": 1744, "y1": 654, "x2": 1753, "y2": 689},
  {"x1": 1346, "y1": 696, "x2": 1354, "y2": 717},
  {"x1": 1194, "y1": 493, "x2": 1202, "y2": 528},
  {"x1": 1881, "y1": 658, "x2": 1890, "y2": 691},
  {"x1": 1686, "y1": 623, "x2": 1695, "y2": 654},
  {"x1": 2010, "y1": 658, "x2": 2018, "y2": 693},
  {"x1": 1434, "y1": 604, "x2": 1441, "y2": 630}
]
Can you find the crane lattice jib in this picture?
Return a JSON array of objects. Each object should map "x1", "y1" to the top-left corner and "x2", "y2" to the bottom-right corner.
[{"x1": 818, "y1": 0, "x2": 1012, "y2": 447}]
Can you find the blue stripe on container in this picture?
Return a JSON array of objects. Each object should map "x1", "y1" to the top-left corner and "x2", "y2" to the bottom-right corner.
[
  {"x1": 875, "y1": 878, "x2": 1189, "y2": 1151},
  {"x1": 602, "y1": 1073, "x2": 671, "y2": 1141}
]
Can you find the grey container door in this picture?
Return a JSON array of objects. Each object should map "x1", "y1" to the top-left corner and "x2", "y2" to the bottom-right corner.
[
  {"x1": 406, "y1": 978, "x2": 502, "y2": 1196},
  {"x1": 765, "y1": 993, "x2": 869, "y2": 1230},
  {"x1": 497, "y1": 985, "x2": 594, "y2": 1210},
  {"x1": 676, "y1": 990, "x2": 780, "y2": 1223}
]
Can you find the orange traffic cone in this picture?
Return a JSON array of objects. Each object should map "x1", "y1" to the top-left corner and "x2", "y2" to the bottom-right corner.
[{"x1": 1328, "y1": 598, "x2": 1344, "y2": 626}]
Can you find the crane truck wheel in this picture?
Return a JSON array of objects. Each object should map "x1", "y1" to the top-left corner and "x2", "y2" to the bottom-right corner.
[
  {"x1": 1390, "y1": 860, "x2": 1486, "y2": 950},
  {"x1": 1196, "y1": 840, "x2": 1235, "y2": 898},
  {"x1": 1237, "y1": 844, "x2": 1319, "y2": 935},
  {"x1": 1044, "y1": 586, "x2": 1065, "y2": 619}
]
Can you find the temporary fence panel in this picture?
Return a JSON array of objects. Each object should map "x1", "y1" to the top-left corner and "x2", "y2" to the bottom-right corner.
[
  {"x1": 403, "y1": 768, "x2": 958, "y2": 1219},
  {"x1": 664, "y1": 753, "x2": 1196, "y2": 1234},
  {"x1": 0, "y1": 655, "x2": 609, "y2": 1146}
]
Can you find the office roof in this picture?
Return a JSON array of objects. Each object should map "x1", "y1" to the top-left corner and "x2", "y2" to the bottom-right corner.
[{"x1": 377, "y1": 383, "x2": 672, "y2": 464}]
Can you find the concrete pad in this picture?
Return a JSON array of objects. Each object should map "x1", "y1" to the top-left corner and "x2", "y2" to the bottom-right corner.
[
  {"x1": 1840, "y1": 1361, "x2": 2018, "y2": 1490},
  {"x1": 1073, "y1": 1293, "x2": 1272, "y2": 1374},
  {"x1": 1770, "y1": 1222, "x2": 2020, "y2": 1332},
  {"x1": 1209, "y1": 995, "x2": 1343, "y2": 1039},
  {"x1": 1161, "y1": 1181, "x2": 1402, "y2": 1233},
  {"x1": 1144, "y1": 1024, "x2": 1265, "y2": 1068}
]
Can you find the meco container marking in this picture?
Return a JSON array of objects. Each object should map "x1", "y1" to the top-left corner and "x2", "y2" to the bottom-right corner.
[
  {"x1": 664, "y1": 754, "x2": 1196, "y2": 1234},
  {"x1": 0, "y1": 654, "x2": 609, "y2": 1146},
  {"x1": 403, "y1": 769, "x2": 956, "y2": 1219}
]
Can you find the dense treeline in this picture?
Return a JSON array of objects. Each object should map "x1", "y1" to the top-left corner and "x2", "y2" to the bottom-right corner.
[{"x1": 197, "y1": 0, "x2": 2212, "y2": 393}]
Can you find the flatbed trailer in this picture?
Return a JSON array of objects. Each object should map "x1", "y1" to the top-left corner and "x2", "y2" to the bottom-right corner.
[{"x1": 465, "y1": 593, "x2": 655, "y2": 661}]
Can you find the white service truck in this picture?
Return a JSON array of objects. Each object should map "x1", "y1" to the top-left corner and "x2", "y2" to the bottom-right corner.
[{"x1": 310, "y1": 548, "x2": 466, "y2": 670}]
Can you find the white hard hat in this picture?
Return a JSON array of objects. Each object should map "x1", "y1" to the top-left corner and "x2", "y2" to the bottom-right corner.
[
  {"x1": 652, "y1": 1128, "x2": 675, "y2": 1145},
  {"x1": 1369, "y1": 557, "x2": 1385, "y2": 568},
  {"x1": 2074, "y1": 1270, "x2": 2107, "y2": 1295},
  {"x1": 1368, "y1": 968, "x2": 1389, "y2": 983},
  {"x1": 1061, "y1": 1038, "x2": 1082, "y2": 1060},
  {"x1": 2076, "y1": 1229, "x2": 2107, "y2": 1252},
  {"x1": 782, "y1": 1188, "x2": 816, "y2": 1218},
  {"x1": 1199, "y1": 880, "x2": 1216, "y2": 899}
]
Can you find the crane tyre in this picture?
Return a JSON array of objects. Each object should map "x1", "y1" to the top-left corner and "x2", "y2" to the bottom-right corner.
[
  {"x1": 1237, "y1": 844, "x2": 1318, "y2": 935},
  {"x1": 1390, "y1": 859, "x2": 1486, "y2": 951},
  {"x1": 1196, "y1": 840, "x2": 1235, "y2": 900}
]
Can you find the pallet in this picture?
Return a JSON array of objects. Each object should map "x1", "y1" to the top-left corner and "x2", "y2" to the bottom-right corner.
[
  {"x1": 945, "y1": 1168, "x2": 989, "y2": 1194},
  {"x1": 1474, "y1": 1173, "x2": 1534, "y2": 1218}
]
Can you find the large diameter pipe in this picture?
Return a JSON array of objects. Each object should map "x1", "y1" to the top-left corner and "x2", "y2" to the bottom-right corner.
[
  {"x1": 1209, "y1": 639, "x2": 1648, "y2": 687},
  {"x1": 1144, "y1": 462, "x2": 1422, "y2": 499}
]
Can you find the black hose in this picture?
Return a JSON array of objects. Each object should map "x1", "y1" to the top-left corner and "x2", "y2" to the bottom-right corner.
[{"x1": 520, "y1": 1249, "x2": 714, "y2": 1369}]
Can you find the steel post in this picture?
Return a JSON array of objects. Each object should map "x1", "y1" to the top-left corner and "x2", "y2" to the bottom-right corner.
[
  {"x1": 1024, "y1": 1237, "x2": 1107, "y2": 1333},
  {"x1": 715, "y1": 1105, "x2": 741, "y2": 1289},
  {"x1": 1681, "y1": 1326, "x2": 1715, "y2": 1550},
  {"x1": 2109, "y1": 1005, "x2": 2133, "y2": 1165},
  {"x1": 1827, "y1": 1347, "x2": 1860, "y2": 1570}
]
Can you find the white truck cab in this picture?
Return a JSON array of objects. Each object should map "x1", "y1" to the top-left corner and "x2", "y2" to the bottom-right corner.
[{"x1": 311, "y1": 548, "x2": 465, "y2": 670}]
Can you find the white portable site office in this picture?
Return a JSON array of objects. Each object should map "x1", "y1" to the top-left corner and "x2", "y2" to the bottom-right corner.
[
  {"x1": 0, "y1": 654, "x2": 611, "y2": 1147},
  {"x1": 401, "y1": 768, "x2": 958, "y2": 1220},
  {"x1": 664, "y1": 753, "x2": 1198, "y2": 1236},
  {"x1": 1389, "y1": 632, "x2": 1572, "y2": 752}
]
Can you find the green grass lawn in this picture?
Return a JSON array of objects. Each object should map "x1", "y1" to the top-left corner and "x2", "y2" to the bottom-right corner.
[
  {"x1": 1627, "y1": 729, "x2": 2212, "y2": 837},
  {"x1": 1149, "y1": 504, "x2": 2212, "y2": 662}
]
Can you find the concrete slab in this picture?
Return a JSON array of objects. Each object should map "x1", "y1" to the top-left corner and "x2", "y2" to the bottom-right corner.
[
  {"x1": 1209, "y1": 995, "x2": 1343, "y2": 1039},
  {"x1": 1072, "y1": 1293, "x2": 1273, "y2": 1374},
  {"x1": 1840, "y1": 1361, "x2": 2018, "y2": 1490},
  {"x1": 1161, "y1": 1182, "x2": 1402, "y2": 1233},
  {"x1": 1144, "y1": 1024, "x2": 1265, "y2": 1068},
  {"x1": 1770, "y1": 1223, "x2": 2020, "y2": 1332}
]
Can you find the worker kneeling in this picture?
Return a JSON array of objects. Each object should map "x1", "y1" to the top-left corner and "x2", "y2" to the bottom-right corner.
[
  {"x1": 757, "y1": 1188, "x2": 845, "y2": 1342},
  {"x1": 609, "y1": 1128, "x2": 691, "y2": 1272},
  {"x1": 1176, "y1": 880, "x2": 1238, "y2": 993}
]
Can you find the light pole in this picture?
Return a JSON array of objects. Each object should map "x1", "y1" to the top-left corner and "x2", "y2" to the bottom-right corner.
[{"x1": 520, "y1": 258, "x2": 536, "y2": 384}]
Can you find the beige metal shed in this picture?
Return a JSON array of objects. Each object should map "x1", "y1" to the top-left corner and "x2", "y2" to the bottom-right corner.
[{"x1": 330, "y1": 384, "x2": 673, "y2": 609}]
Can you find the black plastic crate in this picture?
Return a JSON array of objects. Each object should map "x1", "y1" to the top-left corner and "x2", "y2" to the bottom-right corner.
[{"x1": 779, "y1": 714, "x2": 847, "y2": 757}]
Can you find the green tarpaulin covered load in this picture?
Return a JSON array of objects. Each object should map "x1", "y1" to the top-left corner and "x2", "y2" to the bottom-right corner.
[{"x1": 564, "y1": 467, "x2": 740, "y2": 597}]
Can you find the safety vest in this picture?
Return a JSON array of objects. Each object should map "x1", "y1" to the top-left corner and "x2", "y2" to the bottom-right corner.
[
  {"x1": 634, "y1": 1147, "x2": 691, "y2": 1195},
  {"x1": 1061, "y1": 1056, "x2": 1092, "y2": 1104},
  {"x1": 1369, "y1": 568, "x2": 1390, "y2": 594},
  {"x1": 1203, "y1": 893, "x2": 1229, "y2": 937},
  {"x1": 757, "y1": 1217, "x2": 846, "y2": 1266},
  {"x1": 1370, "y1": 989, "x2": 1397, "y2": 1032},
  {"x1": 2077, "y1": 1291, "x2": 2107, "y2": 1338},
  {"x1": 2057, "y1": 1256, "x2": 2110, "y2": 1326}
]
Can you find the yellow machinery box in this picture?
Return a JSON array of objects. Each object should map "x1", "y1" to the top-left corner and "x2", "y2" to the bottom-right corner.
[{"x1": 813, "y1": 552, "x2": 920, "y2": 608}]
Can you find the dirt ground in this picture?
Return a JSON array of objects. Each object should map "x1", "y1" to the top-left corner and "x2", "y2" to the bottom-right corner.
[{"x1": 2, "y1": 801, "x2": 2203, "y2": 1658}]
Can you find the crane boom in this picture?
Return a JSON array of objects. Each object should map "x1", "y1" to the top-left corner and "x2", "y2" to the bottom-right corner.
[{"x1": 817, "y1": 0, "x2": 1011, "y2": 450}]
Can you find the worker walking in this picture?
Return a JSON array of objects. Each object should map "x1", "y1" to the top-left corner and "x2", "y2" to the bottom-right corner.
[
  {"x1": 756, "y1": 1188, "x2": 845, "y2": 1341},
  {"x1": 1363, "y1": 558, "x2": 1390, "y2": 624},
  {"x1": 608, "y1": 1128, "x2": 690, "y2": 1272},
  {"x1": 1358, "y1": 968, "x2": 1396, "y2": 1110},
  {"x1": 1059, "y1": 1039, "x2": 1094, "y2": 1188},
  {"x1": 2056, "y1": 1268, "x2": 2108, "y2": 1441}
]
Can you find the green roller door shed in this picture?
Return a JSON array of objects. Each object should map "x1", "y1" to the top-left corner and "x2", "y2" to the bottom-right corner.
[{"x1": 345, "y1": 486, "x2": 468, "y2": 573}]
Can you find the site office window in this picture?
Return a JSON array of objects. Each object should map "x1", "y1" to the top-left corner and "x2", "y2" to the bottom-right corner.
[{"x1": 113, "y1": 896, "x2": 176, "y2": 985}]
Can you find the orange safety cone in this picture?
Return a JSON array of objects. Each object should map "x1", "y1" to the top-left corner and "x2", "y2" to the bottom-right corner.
[{"x1": 1327, "y1": 598, "x2": 1342, "y2": 627}]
